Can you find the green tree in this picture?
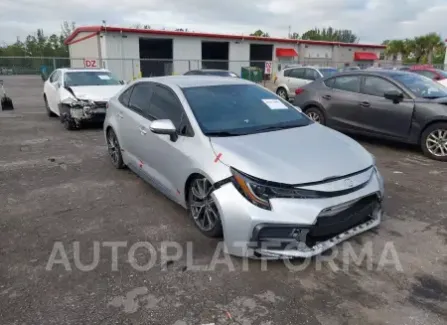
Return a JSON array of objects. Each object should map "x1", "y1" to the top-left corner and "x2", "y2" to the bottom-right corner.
[
  {"x1": 301, "y1": 27, "x2": 358, "y2": 43},
  {"x1": 250, "y1": 30, "x2": 270, "y2": 37},
  {"x1": 289, "y1": 32, "x2": 300, "y2": 39}
]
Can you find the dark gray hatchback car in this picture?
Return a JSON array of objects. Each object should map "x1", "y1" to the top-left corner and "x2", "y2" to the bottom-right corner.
[{"x1": 293, "y1": 70, "x2": 447, "y2": 161}]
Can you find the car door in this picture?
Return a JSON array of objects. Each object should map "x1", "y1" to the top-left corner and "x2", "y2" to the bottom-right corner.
[
  {"x1": 324, "y1": 74, "x2": 364, "y2": 130},
  {"x1": 118, "y1": 82, "x2": 154, "y2": 172},
  {"x1": 287, "y1": 68, "x2": 307, "y2": 95},
  {"x1": 45, "y1": 70, "x2": 61, "y2": 113},
  {"x1": 138, "y1": 84, "x2": 196, "y2": 202},
  {"x1": 356, "y1": 75, "x2": 414, "y2": 138}
]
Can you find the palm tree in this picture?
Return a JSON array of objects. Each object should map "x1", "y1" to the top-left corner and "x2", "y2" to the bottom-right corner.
[{"x1": 424, "y1": 33, "x2": 443, "y2": 64}]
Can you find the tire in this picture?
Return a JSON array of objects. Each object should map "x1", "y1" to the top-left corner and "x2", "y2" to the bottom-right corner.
[
  {"x1": 187, "y1": 177, "x2": 223, "y2": 238},
  {"x1": 106, "y1": 128, "x2": 125, "y2": 169},
  {"x1": 62, "y1": 114, "x2": 78, "y2": 131},
  {"x1": 276, "y1": 87, "x2": 289, "y2": 101},
  {"x1": 420, "y1": 122, "x2": 447, "y2": 161},
  {"x1": 304, "y1": 106, "x2": 326, "y2": 125},
  {"x1": 44, "y1": 96, "x2": 56, "y2": 117}
]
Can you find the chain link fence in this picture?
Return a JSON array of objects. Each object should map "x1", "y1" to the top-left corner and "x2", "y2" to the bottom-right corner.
[{"x1": 0, "y1": 56, "x2": 445, "y2": 81}]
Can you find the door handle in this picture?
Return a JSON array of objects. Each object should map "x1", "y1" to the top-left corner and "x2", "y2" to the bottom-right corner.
[
  {"x1": 117, "y1": 111, "x2": 124, "y2": 119},
  {"x1": 322, "y1": 94, "x2": 331, "y2": 100},
  {"x1": 139, "y1": 126, "x2": 147, "y2": 135},
  {"x1": 360, "y1": 101, "x2": 371, "y2": 107}
]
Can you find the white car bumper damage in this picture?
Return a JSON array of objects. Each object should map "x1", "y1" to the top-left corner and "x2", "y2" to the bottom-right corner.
[{"x1": 211, "y1": 167, "x2": 384, "y2": 259}]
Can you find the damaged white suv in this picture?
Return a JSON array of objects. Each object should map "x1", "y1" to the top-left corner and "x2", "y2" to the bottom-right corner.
[{"x1": 43, "y1": 68, "x2": 125, "y2": 130}]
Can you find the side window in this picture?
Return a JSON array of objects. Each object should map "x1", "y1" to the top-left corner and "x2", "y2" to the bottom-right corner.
[
  {"x1": 362, "y1": 76, "x2": 401, "y2": 97},
  {"x1": 149, "y1": 85, "x2": 185, "y2": 128},
  {"x1": 128, "y1": 83, "x2": 153, "y2": 116},
  {"x1": 118, "y1": 86, "x2": 133, "y2": 107},
  {"x1": 332, "y1": 76, "x2": 361, "y2": 93},
  {"x1": 324, "y1": 78, "x2": 335, "y2": 88},
  {"x1": 289, "y1": 68, "x2": 305, "y2": 79},
  {"x1": 304, "y1": 69, "x2": 319, "y2": 81},
  {"x1": 283, "y1": 69, "x2": 292, "y2": 77}
]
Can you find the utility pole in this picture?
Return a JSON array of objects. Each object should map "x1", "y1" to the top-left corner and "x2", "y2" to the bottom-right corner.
[{"x1": 288, "y1": 25, "x2": 291, "y2": 38}]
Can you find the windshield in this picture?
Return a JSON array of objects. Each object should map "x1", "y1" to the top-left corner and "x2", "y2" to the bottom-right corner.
[
  {"x1": 64, "y1": 71, "x2": 121, "y2": 87},
  {"x1": 319, "y1": 68, "x2": 338, "y2": 77},
  {"x1": 182, "y1": 84, "x2": 311, "y2": 136},
  {"x1": 391, "y1": 72, "x2": 447, "y2": 99}
]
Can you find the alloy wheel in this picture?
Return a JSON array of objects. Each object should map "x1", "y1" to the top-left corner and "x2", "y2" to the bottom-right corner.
[
  {"x1": 189, "y1": 178, "x2": 219, "y2": 232},
  {"x1": 277, "y1": 88, "x2": 287, "y2": 100},
  {"x1": 307, "y1": 111, "x2": 321, "y2": 123},
  {"x1": 107, "y1": 131, "x2": 120, "y2": 165},
  {"x1": 426, "y1": 129, "x2": 447, "y2": 157}
]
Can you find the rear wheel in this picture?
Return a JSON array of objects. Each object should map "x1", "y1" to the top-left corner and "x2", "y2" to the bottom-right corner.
[
  {"x1": 187, "y1": 177, "x2": 223, "y2": 238},
  {"x1": 421, "y1": 122, "x2": 447, "y2": 161},
  {"x1": 44, "y1": 95, "x2": 56, "y2": 117},
  {"x1": 276, "y1": 87, "x2": 289, "y2": 101},
  {"x1": 106, "y1": 128, "x2": 125, "y2": 169},
  {"x1": 304, "y1": 106, "x2": 325, "y2": 125}
]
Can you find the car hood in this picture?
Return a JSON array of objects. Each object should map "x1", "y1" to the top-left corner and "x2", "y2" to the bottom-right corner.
[
  {"x1": 68, "y1": 85, "x2": 125, "y2": 101},
  {"x1": 210, "y1": 123, "x2": 374, "y2": 184}
]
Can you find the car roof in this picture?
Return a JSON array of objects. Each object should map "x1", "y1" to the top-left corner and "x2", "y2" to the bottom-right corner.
[
  {"x1": 137, "y1": 75, "x2": 252, "y2": 88},
  {"x1": 327, "y1": 70, "x2": 414, "y2": 78}
]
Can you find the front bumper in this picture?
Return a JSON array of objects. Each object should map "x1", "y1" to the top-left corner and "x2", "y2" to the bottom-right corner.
[{"x1": 211, "y1": 168, "x2": 384, "y2": 259}]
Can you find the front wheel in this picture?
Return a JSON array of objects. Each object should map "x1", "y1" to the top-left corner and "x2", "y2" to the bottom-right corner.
[
  {"x1": 304, "y1": 106, "x2": 326, "y2": 125},
  {"x1": 421, "y1": 122, "x2": 447, "y2": 161},
  {"x1": 187, "y1": 177, "x2": 223, "y2": 238}
]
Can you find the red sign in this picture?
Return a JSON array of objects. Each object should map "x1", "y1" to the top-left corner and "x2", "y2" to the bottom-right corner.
[{"x1": 84, "y1": 59, "x2": 97, "y2": 68}]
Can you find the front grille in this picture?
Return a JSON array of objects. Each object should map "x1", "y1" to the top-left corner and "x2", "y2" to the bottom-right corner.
[
  {"x1": 94, "y1": 101, "x2": 108, "y2": 109},
  {"x1": 249, "y1": 194, "x2": 379, "y2": 250},
  {"x1": 309, "y1": 195, "x2": 378, "y2": 239}
]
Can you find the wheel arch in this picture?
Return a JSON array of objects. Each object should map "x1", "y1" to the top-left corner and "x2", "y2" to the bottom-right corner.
[
  {"x1": 184, "y1": 172, "x2": 207, "y2": 202},
  {"x1": 419, "y1": 118, "x2": 447, "y2": 144},
  {"x1": 302, "y1": 102, "x2": 328, "y2": 120}
]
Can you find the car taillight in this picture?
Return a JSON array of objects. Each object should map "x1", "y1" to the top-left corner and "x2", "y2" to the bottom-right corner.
[{"x1": 295, "y1": 88, "x2": 304, "y2": 95}]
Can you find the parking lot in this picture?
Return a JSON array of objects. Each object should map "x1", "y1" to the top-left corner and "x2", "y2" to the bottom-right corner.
[{"x1": 1, "y1": 75, "x2": 447, "y2": 325}]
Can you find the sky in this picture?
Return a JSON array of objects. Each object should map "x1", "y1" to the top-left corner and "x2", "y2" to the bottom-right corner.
[{"x1": 0, "y1": 0, "x2": 446, "y2": 45}]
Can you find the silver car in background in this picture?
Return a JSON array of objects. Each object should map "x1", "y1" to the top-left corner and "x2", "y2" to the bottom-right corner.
[
  {"x1": 104, "y1": 76, "x2": 384, "y2": 258},
  {"x1": 274, "y1": 66, "x2": 338, "y2": 102}
]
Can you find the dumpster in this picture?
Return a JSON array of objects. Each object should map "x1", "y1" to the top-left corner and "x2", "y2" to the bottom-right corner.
[{"x1": 241, "y1": 66, "x2": 263, "y2": 83}]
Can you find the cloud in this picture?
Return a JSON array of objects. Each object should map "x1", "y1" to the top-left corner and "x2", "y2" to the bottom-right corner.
[{"x1": 0, "y1": 0, "x2": 446, "y2": 45}]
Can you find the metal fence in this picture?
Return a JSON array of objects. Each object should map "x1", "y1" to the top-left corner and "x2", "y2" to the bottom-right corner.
[{"x1": 0, "y1": 56, "x2": 445, "y2": 81}]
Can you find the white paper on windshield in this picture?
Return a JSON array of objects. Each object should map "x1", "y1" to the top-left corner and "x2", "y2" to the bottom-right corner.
[
  {"x1": 262, "y1": 99, "x2": 288, "y2": 110},
  {"x1": 98, "y1": 74, "x2": 111, "y2": 80}
]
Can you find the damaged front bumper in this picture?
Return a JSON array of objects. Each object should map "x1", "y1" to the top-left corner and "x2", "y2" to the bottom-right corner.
[
  {"x1": 59, "y1": 100, "x2": 107, "y2": 125},
  {"x1": 211, "y1": 168, "x2": 384, "y2": 259}
]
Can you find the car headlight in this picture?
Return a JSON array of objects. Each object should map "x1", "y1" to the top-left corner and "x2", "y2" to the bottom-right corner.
[
  {"x1": 61, "y1": 97, "x2": 94, "y2": 108},
  {"x1": 230, "y1": 168, "x2": 321, "y2": 210}
]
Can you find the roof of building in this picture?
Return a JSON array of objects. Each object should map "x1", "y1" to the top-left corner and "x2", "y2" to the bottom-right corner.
[{"x1": 65, "y1": 25, "x2": 387, "y2": 49}]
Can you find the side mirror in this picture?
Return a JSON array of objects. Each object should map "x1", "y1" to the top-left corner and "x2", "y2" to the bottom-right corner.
[
  {"x1": 434, "y1": 76, "x2": 441, "y2": 81},
  {"x1": 384, "y1": 90, "x2": 404, "y2": 103},
  {"x1": 119, "y1": 80, "x2": 125, "y2": 85},
  {"x1": 149, "y1": 119, "x2": 178, "y2": 141}
]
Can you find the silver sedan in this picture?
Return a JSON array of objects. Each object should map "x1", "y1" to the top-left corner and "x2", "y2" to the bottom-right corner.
[{"x1": 104, "y1": 76, "x2": 385, "y2": 258}]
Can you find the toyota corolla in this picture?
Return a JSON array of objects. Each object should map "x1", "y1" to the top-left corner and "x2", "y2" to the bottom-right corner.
[{"x1": 104, "y1": 76, "x2": 385, "y2": 258}]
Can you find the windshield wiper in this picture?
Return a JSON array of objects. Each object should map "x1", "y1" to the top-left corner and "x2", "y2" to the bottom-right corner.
[
  {"x1": 205, "y1": 131, "x2": 248, "y2": 137},
  {"x1": 252, "y1": 124, "x2": 300, "y2": 134}
]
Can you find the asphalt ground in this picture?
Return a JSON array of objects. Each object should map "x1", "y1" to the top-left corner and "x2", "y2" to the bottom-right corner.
[{"x1": 0, "y1": 75, "x2": 446, "y2": 325}]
